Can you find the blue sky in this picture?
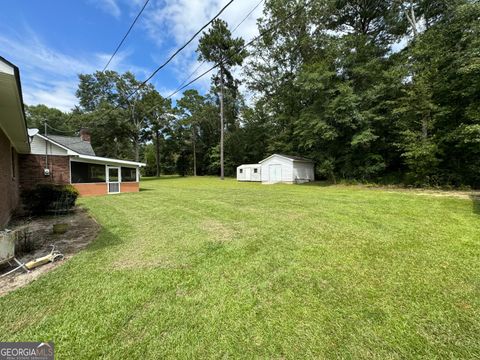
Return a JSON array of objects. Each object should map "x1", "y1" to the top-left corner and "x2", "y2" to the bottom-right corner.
[{"x1": 0, "y1": 0, "x2": 263, "y2": 111}]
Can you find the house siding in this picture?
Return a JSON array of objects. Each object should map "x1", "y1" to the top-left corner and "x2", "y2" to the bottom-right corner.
[
  {"x1": 30, "y1": 136, "x2": 69, "y2": 155},
  {"x1": 260, "y1": 156, "x2": 294, "y2": 183},
  {"x1": 0, "y1": 128, "x2": 20, "y2": 227},
  {"x1": 19, "y1": 154, "x2": 70, "y2": 190},
  {"x1": 237, "y1": 165, "x2": 261, "y2": 182}
]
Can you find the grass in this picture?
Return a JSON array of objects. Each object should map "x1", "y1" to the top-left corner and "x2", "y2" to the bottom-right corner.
[{"x1": 1, "y1": 177, "x2": 479, "y2": 359}]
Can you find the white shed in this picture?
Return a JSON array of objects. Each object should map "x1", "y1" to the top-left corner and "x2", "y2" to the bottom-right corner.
[
  {"x1": 259, "y1": 154, "x2": 314, "y2": 184},
  {"x1": 236, "y1": 164, "x2": 261, "y2": 182}
]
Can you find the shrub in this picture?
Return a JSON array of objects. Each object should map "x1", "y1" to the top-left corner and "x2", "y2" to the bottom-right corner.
[{"x1": 22, "y1": 184, "x2": 79, "y2": 215}]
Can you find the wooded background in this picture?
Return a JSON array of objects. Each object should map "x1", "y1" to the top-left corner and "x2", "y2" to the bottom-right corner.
[{"x1": 26, "y1": 0, "x2": 480, "y2": 188}]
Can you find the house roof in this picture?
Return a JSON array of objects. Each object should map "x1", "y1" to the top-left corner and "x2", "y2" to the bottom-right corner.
[
  {"x1": 259, "y1": 154, "x2": 314, "y2": 163},
  {"x1": 72, "y1": 154, "x2": 146, "y2": 167},
  {"x1": 32, "y1": 132, "x2": 145, "y2": 167},
  {"x1": 0, "y1": 56, "x2": 30, "y2": 153},
  {"x1": 46, "y1": 134, "x2": 96, "y2": 156}
]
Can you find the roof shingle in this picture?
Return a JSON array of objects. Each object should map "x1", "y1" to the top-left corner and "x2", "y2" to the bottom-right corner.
[{"x1": 47, "y1": 135, "x2": 96, "y2": 156}]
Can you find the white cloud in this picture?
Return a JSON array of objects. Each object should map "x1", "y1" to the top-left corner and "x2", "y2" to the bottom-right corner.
[
  {"x1": 22, "y1": 81, "x2": 79, "y2": 112},
  {"x1": 142, "y1": 0, "x2": 264, "y2": 94},
  {"x1": 89, "y1": 0, "x2": 122, "y2": 18},
  {"x1": 0, "y1": 30, "x2": 146, "y2": 111}
]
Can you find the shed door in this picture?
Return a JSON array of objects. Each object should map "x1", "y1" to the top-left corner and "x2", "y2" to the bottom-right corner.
[
  {"x1": 269, "y1": 164, "x2": 282, "y2": 182},
  {"x1": 245, "y1": 168, "x2": 251, "y2": 180}
]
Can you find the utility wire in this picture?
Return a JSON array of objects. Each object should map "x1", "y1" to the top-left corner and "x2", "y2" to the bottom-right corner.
[
  {"x1": 143, "y1": 0, "x2": 309, "y2": 117},
  {"x1": 96, "y1": 0, "x2": 236, "y2": 121},
  {"x1": 232, "y1": 0, "x2": 265, "y2": 34},
  {"x1": 175, "y1": 0, "x2": 265, "y2": 93},
  {"x1": 127, "y1": 0, "x2": 235, "y2": 98},
  {"x1": 76, "y1": 0, "x2": 305, "y2": 126},
  {"x1": 46, "y1": 123, "x2": 77, "y2": 135},
  {"x1": 102, "y1": 0, "x2": 151, "y2": 72},
  {"x1": 165, "y1": 0, "x2": 310, "y2": 99},
  {"x1": 63, "y1": 0, "x2": 235, "y2": 126}
]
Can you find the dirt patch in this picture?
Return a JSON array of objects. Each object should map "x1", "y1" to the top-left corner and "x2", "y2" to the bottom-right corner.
[
  {"x1": 201, "y1": 219, "x2": 236, "y2": 242},
  {"x1": 0, "y1": 207, "x2": 100, "y2": 297},
  {"x1": 361, "y1": 185, "x2": 479, "y2": 200}
]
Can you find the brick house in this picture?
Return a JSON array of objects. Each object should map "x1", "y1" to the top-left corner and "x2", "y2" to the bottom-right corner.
[
  {"x1": 0, "y1": 56, "x2": 30, "y2": 227},
  {"x1": 23, "y1": 129, "x2": 145, "y2": 196},
  {"x1": 0, "y1": 56, "x2": 145, "y2": 228}
]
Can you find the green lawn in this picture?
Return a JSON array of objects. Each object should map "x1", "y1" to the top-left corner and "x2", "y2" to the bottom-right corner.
[{"x1": 1, "y1": 177, "x2": 479, "y2": 359}]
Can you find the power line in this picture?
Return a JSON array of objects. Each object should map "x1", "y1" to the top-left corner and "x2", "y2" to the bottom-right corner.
[
  {"x1": 76, "y1": 0, "x2": 306, "y2": 126},
  {"x1": 231, "y1": 0, "x2": 265, "y2": 33},
  {"x1": 96, "y1": 0, "x2": 235, "y2": 121},
  {"x1": 141, "y1": 0, "x2": 309, "y2": 117},
  {"x1": 127, "y1": 0, "x2": 235, "y2": 98},
  {"x1": 175, "y1": 0, "x2": 265, "y2": 93},
  {"x1": 46, "y1": 123, "x2": 77, "y2": 135},
  {"x1": 63, "y1": 0, "x2": 235, "y2": 127},
  {"x1": 166, "y1": 0, "x2": 310, "y2": 99},
  {"x1": 102, "y1": 0, "x2": 151, "y2": 72}
]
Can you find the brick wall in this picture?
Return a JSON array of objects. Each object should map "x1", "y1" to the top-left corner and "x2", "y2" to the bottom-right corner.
[
  {"x1": 73, "y1": 183, "x2": 107, "y2": 196},
  {"x1": 73, "y1": 182, "x2": 139, "y2": 196},
  {"x1": 19, "y1": 154, "x2": 70, "y2": 190},
  {"x1": 120, "y1": 182, "x2": 139, "y2": 193},
  {"x1": 0, "y1": 128, "x2": 20, "y2": 227}
]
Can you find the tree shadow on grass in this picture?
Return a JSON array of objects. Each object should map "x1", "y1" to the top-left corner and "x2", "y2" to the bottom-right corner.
[
  {"x1": 141, "y1": 176, "x2": 183, "y2": 182},
  {"x1": 84, "y1": 226, "x2": 124, "y2": 253},
  {"x1": 471, "y1": 195, "x2": 480, "y2": 216},
  {"x1": 297, "y1": 181, "x2": 335, "y2": 187},
  {"x1": 139, "y1": 188, "x2": 154, "y2": 192}
]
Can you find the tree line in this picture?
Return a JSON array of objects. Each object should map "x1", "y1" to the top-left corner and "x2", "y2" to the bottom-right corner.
[{"x1": 26, "y1": 0, "x2": 480, "y2": 188}]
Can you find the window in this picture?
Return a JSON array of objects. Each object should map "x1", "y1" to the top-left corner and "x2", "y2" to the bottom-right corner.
[
  {"x1": 121, "y1": 167, "x2": 137, "y2": 182},
  {"x1": 11, "y1": 147, "x2": 16, "y2": 180},
  {"x1": 239, "y1": 169, "x2": 243, "y2": 173},
  {"x1": 253, "y1": 168, "x2": 258, "y2": 173},
  {"x1": 71, "y1": 162, "x2": 106, "y2": 183}
]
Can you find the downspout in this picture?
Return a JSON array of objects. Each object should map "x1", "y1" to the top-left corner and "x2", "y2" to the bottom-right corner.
[{"x1": 44, "y1": 122, "x2": 48, "y2": 173}]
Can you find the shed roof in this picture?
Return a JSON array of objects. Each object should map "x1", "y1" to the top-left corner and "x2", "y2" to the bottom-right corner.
[
  {"x1": 46, "y1": 134, "x2": 96, "y2": 156},
  {"x1": 259, "y1": 154, "x2": 314, "y2": 163},
  {"x1": 237, "y1": 163, "x2": 261, "y2": 168}
]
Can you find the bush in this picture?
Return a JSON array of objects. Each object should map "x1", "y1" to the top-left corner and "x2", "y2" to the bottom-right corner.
[{"x1": 22, "y1": 184, "x2": 79, "y2": 215}]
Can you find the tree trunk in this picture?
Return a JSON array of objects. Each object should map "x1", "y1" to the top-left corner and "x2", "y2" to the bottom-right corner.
[
  {"x1": 405, "y1": 1, "x2": 418, "y2": 37},
  {"x1": 155, "y1": 129, "x2": 161, "y2": 177},
  {"x1": 134, "y1": 138, "x2": 140, "y2": 162},
  {"x1": 192, "y1": 125, "x2": 197, "y2": 176},
  {"x1": 219, "y1": 67, "x2": 225, "y2": 180},
  {"x1": 131, "y1": 102, "x2": 140, "y2": 162},
  {"x1": 422, "y1": 120, "x2": 428, "y2": 139}
]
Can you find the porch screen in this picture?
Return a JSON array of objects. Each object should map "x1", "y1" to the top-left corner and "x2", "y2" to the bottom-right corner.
[
  {"x1": 121, "y1": 167, "x2": 137, "y2": 182},
  {"x1": 71, "y1": 162, "x2": 106, "y2": 183}
]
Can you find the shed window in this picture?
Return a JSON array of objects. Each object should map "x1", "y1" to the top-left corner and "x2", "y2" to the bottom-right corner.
[
  {"x1": 239, "y1": 169, "x2": 243, "y2": 173},
  {"x1": 71, "y1": 162, "x2": 106, "y2": 183},
  {"x1": 121, "y1": 167, "x2": 137, "y2": 182},
  {"x1": 253, "y1": 168, "x2": 258, "y2": 173}
]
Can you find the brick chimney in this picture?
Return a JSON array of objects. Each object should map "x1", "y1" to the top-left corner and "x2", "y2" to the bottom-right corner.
[{"x1": 79, "y1": 128, "x2": 91, "y2": 143}]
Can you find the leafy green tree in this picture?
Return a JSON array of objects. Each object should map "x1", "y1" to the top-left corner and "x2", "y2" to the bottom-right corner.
[
  {"x1": 197, "y1": 19, "x2": 248, "y2": 179},
  {"x1": 142, "y1": 90, "x2": 174, "y2": 176},
  {"x1": 25, "y1": 105, "x2": 72, "y2": 134},
  {"x1": 177, "y1": 90, "x2": 206, "y2": 176},
  {"x1": 76, "y1": 71, "x2": 155, "y2": 161}
]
